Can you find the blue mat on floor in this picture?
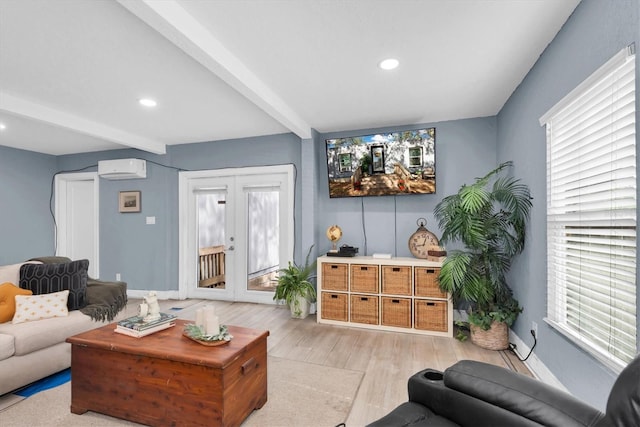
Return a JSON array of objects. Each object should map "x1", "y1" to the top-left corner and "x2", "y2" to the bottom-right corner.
[{"x1": 15, "y1": 368, "x2": 71, "y2": 397}]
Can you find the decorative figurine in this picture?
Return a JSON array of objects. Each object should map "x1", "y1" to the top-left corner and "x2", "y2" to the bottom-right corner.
[{"x1": 138, "y1": 291, "x2": 161, "y2": 322}]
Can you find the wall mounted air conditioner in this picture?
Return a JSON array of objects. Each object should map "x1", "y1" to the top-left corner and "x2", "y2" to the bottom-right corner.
[{"x1": 98, "y1": 159, "x2": 147, "y2": 180}]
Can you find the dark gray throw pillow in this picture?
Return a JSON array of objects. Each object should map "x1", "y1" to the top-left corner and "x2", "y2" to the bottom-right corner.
[{"x1": 19, "y1": 259, "x2": 89, "y2": 310}]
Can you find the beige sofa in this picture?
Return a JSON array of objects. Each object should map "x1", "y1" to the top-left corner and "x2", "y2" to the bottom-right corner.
[
  {"x1": 0, "y1": 258, "x2": 127, "y2": 396},
  {"x1": 0, "y1": 310, "x2": 129, "y2": 396}
]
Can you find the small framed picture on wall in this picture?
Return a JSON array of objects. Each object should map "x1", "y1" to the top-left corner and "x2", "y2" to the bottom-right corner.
[{"x1": 119, "y1": 191, "x2": 141, "y2": 213}]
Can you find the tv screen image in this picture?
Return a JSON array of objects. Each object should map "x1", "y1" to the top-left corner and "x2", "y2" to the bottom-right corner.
[{"x1": 325, "y1": 128, "x2": 436, "y2": 198}]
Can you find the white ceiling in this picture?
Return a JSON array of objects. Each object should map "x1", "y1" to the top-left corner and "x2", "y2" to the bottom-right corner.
[{"x1": 0, "y1": 0, "x2": 580, "y2": 156}]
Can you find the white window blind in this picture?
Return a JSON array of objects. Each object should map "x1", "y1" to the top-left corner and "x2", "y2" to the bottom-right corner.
[{"x1": 541, "y1": 45, "x2": 636, "y2": 371}]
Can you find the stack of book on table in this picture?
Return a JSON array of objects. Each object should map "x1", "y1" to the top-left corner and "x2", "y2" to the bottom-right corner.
[{"x1": 115, "y1": 312, "x2": 177, "y2": 338}]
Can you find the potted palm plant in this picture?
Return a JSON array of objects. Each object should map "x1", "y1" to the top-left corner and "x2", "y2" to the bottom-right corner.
[
  {"x1": 433, "y1": 161, "x2": 531, "y2": 350},
  {"x1": 273, "y1": 246, "x2": 317, "y2": 319}
]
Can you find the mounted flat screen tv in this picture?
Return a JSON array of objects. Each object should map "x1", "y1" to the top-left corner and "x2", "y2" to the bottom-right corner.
[{"x1": 325, "y1": 128, "x2": 436, "y2": 198}]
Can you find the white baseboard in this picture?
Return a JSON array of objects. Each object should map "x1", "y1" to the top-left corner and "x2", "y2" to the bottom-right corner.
[
  {"x1": 127, "y1": 289, "x2": 182, "y2": 300},
  {"x1": 509, "y1": 329, "x2": 568, "y2": 392}
]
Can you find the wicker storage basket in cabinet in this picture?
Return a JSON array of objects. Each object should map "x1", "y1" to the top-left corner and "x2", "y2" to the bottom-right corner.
[
  {"x1": 414, "y1": 267, "x2": 446, "y2": 298},
  {"x1": 381, "y1": 266, "x2": 411, "y2": 295},
  {"x1": 350, "y1": 264, "x2": 379, "y2": 293},
  {"x1": 381, "y1": 297, "x2": 411, "y2": 328},
  {"x1": 321, "y1": 292, "x2": 348, "y2": 321},
  {"x1": 414, "y1": 299, "x2": 448, "y2": 332},
  {"x1": 350, "y1": 295, "x2": 379, "y2": 324},
  {"x1": 322, "y1": 263, "x2": 348, "y2": 291}
]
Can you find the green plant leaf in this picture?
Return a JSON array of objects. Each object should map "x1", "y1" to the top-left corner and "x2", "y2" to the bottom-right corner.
[
  {"x1": 434, "y1": 161, "x2": 529, "y2": 325},
  {"x1": 273, "y1": 245, "x2": 317, "y2": 308},
  {"x1": 459, "y1": 184, "x2": 490, "y2": 214}
]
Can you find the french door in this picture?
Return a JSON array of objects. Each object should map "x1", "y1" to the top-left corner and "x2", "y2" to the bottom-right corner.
[{"x1": 179, "y1": 165, "x2": 294, "y2": 303}]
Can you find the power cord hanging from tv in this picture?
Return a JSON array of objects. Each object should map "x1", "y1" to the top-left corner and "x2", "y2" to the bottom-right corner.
[
  {"x1": 359, "y1": 195, "x2": 402, "y2": 257},
  {"x1": 394, "y1": 195, "x2": 398, "y2": 257},
  {"x1": 360, "y1": 197, "x2": 367, "y2": 256}
]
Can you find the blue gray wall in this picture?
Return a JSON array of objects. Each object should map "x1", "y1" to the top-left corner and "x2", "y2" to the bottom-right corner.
[
  {"x1": 497, "y1": 0, "x2": 639, "y2": 409},
  {"x1": 0, "y1": 145, "x2": 56, "y2": 264},
  {"x1": 54, "y1": 133, "x2": 302, "y2": 291},
  {"x1": 53, "y1": 119, "x2": 494, "y2": 289},
  {"x1": 1, "y1": 115, "x2": 496, "y2": 288},
  {"x1": 314, "y1": 117, "x2": 497, "y2": 257}
]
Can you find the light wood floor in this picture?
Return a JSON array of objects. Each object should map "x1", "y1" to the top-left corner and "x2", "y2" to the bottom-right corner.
[{"x1": 136, "y1": 298, "x2": 531, "y2": 426}]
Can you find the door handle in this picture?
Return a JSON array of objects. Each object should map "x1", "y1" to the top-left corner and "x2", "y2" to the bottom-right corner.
[{"x1": 227, "y1": 246, "x2": 235, "y2": 251}]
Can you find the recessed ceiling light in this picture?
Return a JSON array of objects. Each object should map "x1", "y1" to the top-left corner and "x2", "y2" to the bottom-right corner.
[
  {"x1": 0, "y1": 123, "x2": 6, "y2": 130},
  {"x1": 379, "y1": 58, "x2": 399, "y2": 70},
  {"x1": 138, "y1": 98, "x2": 157, "y2": 108}
]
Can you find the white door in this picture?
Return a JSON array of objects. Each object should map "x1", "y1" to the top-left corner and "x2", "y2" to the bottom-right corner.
[
  {"x1": 54, "y1": 172, "x2": 99, "y2": 277},
  {"x1": 179, "y1": 165, "x2": 294, "y2": 303}
]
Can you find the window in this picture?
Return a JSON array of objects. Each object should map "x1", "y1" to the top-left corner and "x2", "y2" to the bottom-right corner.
[
  {"x1": 409, "y1": 147, "x2": 423, "y2": 167},
  {"x1": 540, "y1": 45, "x2": 636, "y2": 371},
  {"x1": 338, "y1": 153, "x2": 352, "y2": 172}
]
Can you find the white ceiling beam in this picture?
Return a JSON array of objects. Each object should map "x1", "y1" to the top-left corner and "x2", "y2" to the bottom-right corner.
[
  {"x1": 0, "y1": 93, "x2": 167, "y2": 155},
  {"x1": 117, "y1": 0, "x2": 312, "y2": 140}
]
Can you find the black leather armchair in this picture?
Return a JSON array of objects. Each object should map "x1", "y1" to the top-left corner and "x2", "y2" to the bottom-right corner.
[{"x1": 367, "y1": 355, "x2": 640, "y2": 427}]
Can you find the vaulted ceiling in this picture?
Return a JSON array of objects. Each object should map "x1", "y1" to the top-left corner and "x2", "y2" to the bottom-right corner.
[{"x1": 0, "y1": 0, "x2": 580, "y2": 155}]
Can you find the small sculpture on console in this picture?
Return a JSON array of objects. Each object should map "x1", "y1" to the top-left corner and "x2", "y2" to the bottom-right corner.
[{"x1": 138, "y1": 291, "x2": 161, "y2": 322}]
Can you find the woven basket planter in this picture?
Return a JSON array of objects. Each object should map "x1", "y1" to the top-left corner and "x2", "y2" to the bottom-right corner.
[{"x1": 470, "y1": 321, "x2": 509, "y2": 350}]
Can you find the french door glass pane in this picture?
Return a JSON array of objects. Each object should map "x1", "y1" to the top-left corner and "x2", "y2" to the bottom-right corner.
[
  {"x1": 247, "y1": 190, "x2": 279, "y2": 292},
  {"x1": 197, "y1": 192, "x2": 226, "y2": 289}
]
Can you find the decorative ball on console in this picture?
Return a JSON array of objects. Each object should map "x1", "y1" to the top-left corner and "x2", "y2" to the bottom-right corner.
[{"x1": 326, "y1": 225, "x2": 343, "y2": 252}]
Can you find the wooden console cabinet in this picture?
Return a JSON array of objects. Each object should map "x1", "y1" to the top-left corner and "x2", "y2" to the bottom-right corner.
[{"x1": 317, "y1": 256, "x2": 452, "y2": 337}]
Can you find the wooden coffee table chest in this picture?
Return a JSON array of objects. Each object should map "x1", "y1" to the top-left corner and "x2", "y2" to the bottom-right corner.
[{"x1": 66, "y1": 319, "x2": 269, "y2": 427}]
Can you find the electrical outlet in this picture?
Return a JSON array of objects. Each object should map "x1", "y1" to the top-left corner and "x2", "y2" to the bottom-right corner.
[
  {"x1": 116, "y1": 273, "x2": 121, "y2": 281},
  {"x1": 531, "y1": 321, "x2": 538, "y2": 337}
]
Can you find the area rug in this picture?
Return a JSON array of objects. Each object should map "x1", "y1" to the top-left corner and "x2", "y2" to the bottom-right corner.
[
  {"x1": 0, "y1": 356, "x2": 363, "y2": 427},
  {"x1": 243, "y1": 357, "x2": 362, "y2": 427},
  {"x1": 15, "y1": 368, "x2": 71, "y2": 397},
  {"x1": 0, "y1": 369, "x2": 71, "y2": 412}
]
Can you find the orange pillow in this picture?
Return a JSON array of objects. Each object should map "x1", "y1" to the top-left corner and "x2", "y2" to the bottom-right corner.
[{"x1": 0, "y1": 282, "x2": 33, "y2": 323}]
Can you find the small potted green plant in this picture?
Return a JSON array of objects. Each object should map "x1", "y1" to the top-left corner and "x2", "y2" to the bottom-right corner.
[
  {"x1": 434, "y1": 161, "x2": 531, "y2": 350},
  {"x1": 273, "y1": 246, "x2": 317, "y2": 319}
]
